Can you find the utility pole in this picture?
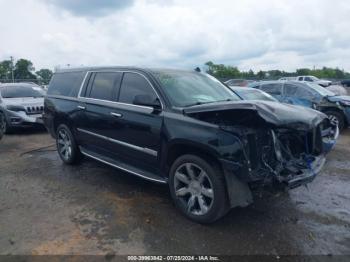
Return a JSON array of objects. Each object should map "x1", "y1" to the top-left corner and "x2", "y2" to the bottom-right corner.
[{"x1": 10, "y1": 56, "x2": 14, "y2": 83}]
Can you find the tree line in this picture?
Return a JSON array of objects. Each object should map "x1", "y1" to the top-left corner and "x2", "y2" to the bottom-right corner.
[
  {"x1": 204, "y1": 61, "x2": 350, "y2": 80},
  {"x1": 0, "y1": 58, "x2": 53, "y2": 85},
  {"x1": 1, "y1": 58, "x2": 349, "y2": 85}
]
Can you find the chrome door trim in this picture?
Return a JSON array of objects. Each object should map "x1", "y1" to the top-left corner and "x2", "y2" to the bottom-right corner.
[
  {"x1": 80, "y1": 149, "x2": 166, "y2": 184},
  {"x1": 77, "y1": 128, "x2": 158, "y2": 157},
  {"x1": 79, "y1": 96, "x2": 155, "y2": 112}
]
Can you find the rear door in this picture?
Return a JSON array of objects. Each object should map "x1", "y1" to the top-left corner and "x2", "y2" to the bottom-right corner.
[{"x1": 76, "y1": 71, "x2": 123, "y2": 155}]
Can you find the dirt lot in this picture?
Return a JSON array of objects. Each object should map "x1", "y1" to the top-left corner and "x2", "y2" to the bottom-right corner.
[{"x1": 0, "y1": 128, "x2": 349, "y2": 256}]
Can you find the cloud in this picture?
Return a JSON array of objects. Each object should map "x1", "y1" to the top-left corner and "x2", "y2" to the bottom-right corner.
[
  {"x1": 0, "y1": 0, "x2": 350, "y2": 72},
  {"x1": 47, "y1": 0, "x2": 134, "y2": 17}
]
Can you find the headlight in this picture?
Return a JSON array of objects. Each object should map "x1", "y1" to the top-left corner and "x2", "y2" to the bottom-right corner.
[
  {"x1": 6, "y1": 105, "x2": 26, "y2": 112},
  {"x1": 340, "y1": 100, "x2": 350, "y2": 107}
]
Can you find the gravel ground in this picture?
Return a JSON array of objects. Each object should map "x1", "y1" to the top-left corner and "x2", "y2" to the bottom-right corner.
[{"x1": 0, "y1": 128, "x2": 349, "y2": 256}]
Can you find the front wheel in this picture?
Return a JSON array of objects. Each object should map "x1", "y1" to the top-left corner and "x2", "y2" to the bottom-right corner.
[
  {"x1": 0, "y1": 113, "x2": 5, "y2": 140},
  {"x1": 56, "y1": 124, "x2": 81, "y2": 165},
  {"x1": 325, "y1": 110, "x2": 345, "y2": 131},
  {"x1": 169, "y1": 154, "x2": 229, "y2": 223}
]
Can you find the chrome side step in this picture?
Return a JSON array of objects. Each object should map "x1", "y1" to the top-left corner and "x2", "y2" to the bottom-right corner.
[{"x1": 79, "y1": 147, "x2": 167, "y2": 184}]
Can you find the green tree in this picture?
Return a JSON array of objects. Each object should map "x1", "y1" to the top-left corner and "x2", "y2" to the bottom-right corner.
[
  {"x1": 296, "y1": 68, "x2": 311, "y2": 76},
  {"x1": 14, "y1": 59, "x2": 37, "y2": 81},
  {"x1": 0, "y1": 60, "x2": 12, "y2": 80},
  {"x1": 36, "y1": 69, "x2": 53, "y2": 85},
  {"x1": 257, "y1": 70, "x2": 265, "y2": 79}
]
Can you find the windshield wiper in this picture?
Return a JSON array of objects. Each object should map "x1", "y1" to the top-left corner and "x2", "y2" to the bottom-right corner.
[{"x1": 185, "y1": 98, "x2": 233, "y2": 107}]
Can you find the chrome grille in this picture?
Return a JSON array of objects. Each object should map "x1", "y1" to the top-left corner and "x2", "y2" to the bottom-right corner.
[{"x1": 26, "y1": 106, "x2": 44, "y2": 115}]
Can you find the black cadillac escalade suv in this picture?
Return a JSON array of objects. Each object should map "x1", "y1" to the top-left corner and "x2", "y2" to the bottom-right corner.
[{"x1": 44, "y1": 67, "x2": 333, "y2": 223}]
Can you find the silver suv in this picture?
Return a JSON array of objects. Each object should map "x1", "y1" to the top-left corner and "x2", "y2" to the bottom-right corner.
[{"x1": 0, "y1": 83, "x2": 45, "y2": 132}]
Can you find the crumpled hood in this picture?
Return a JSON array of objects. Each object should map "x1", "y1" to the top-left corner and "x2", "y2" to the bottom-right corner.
[
  {"x1": 327, "y1": 95, "x2": 350, "y2": 103},
  {"x1": 183, "y1": 100, "x2": 327, "y2": 131},
  {"x1": 2, "y1": 97, "x2": 44, "y2": 107}
]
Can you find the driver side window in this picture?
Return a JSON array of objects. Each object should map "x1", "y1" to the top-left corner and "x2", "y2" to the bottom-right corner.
[
  {"x1": 118, "y1": 72, "x2": 158, "y2": 105},
  {"x1": 295, "y1": 87, "x2": 315, "y2": 100}
]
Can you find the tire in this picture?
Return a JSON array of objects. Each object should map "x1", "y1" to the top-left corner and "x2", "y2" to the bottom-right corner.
[
  {"x1": 325, "y1": 110, "x2": 345, "y2": 131},
  {"x1": 0, "y1": 113, "x2": 13, "y2": 134},
  {"x1": 169, "y1": 154, "x2": 229, "y2": 224},
  {"x1": 0, "y1": 113, "x2": 4, "y2": 140},
  {"x1": 56, "y1": 124, "x2": 81, "y2": 165}
]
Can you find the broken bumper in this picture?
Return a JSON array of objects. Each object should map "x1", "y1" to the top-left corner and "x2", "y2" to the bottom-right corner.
[{"x1": 284, "y1": 155, "x2": 326, "y2": 189}]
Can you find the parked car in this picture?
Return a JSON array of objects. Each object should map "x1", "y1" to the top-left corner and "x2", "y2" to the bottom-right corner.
[
  {"x1": 0, "y1": 83, "x2": 45, "y2": 133},
  {"x1": 231, "y1": 85, "x2": 338, "y2": 153},
  {"x1": 341, "y1": 79, "x2": 350, "y2": 87},
  {"x1": 297, "y1": 76, "x2": 332, "y2": 87},
  {"x1": 326, "y1": 85, "x2": 348, "y2": 96},
  {"x1": 251, "y1": 81, "x2": 350, "y2": 130},
  {"x1": 229, "y1": 86, "x2": 278, "y2": 102},
  {"x1": 224, "y1": 79, "x2": 255, "y2": 87},
  {"x1": 44, "y1": 67, "x2": 335, "y2": 223}
]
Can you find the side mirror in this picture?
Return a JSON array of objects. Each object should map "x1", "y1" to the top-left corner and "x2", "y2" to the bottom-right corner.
[{"x1": 133, "y1": 95, "x2": 161, "y2": 110}]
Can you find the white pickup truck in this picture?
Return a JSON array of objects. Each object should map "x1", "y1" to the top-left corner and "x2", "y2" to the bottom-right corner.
[{"x1": 297, "y1": 75, "x2": 332, "y2": 87}]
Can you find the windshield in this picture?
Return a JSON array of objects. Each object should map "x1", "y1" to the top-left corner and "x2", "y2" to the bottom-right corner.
[
  {"x1": 0, "y1": 86, "x2": 45, "y2": 98},
  {"x1": 152, "y1": 71, "x2": 241, "y2": 107},
  {"x1": 306, "y1": 83, "x2": 335, "y2": 97},
  {"x1": 233, "y1": 88, "x2": 277, "y2": 102}
]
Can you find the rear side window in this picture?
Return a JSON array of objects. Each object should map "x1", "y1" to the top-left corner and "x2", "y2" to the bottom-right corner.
[
  {"x1": 119, "y1": 72, "x2": 157, "y2": 104},
  {"x1": 48, "y1": 71, "x2": 85, "y2": 97},
  {"x1": 88, "y1": 72, "x2": 122, "y2": 101},
  {"x1": 260, "y1": 83, "x2": 282, "y2": 95}
]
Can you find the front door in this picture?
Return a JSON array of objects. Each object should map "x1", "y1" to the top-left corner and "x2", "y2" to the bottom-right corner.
[{"x1": 111, "y1": 71, "x2": 163, "y2": 175}]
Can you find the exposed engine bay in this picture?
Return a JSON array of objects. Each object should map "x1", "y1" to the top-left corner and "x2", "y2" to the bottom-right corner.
[{"x1": 184, "y1": 101, "x2": 337, "y2": 190}]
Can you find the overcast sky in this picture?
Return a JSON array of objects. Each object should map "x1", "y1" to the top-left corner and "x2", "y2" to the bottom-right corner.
[{"x1": 0, "y1": 0, "x2": 349, "y2": 72}]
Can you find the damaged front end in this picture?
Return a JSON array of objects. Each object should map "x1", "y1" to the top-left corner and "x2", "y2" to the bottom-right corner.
[
  {"x1": 245, "y1": 127, "x2": 326, "y2": 190},
  {"x1": 184, "y1": 101, "x2": 336, "y2": 197}
]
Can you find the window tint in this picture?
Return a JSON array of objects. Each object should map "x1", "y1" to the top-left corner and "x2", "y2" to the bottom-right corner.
[
  {"x1": 284, "y1": 84, "x2": 298, "y2": 96},
  {"x1": 260, "y1": 83, "x2": 282, "y2": 95},
  {"x1": 119, "y1": 73, "x2": 157, "y2": 104},
  {"x1": 88, "y1": 72, "x2": 121, "y2": 101},
  {"x1": 48, "y1": 72, "x2": 85, "y2": 97},
  {"x1": 295, "y1": 87, "x2": 315, "y2": 99},
  {"x1": 305, "y1": 77, "x2": 313, "y2": 82}
]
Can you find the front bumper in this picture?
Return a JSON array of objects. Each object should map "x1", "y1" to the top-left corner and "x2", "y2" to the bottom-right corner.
[
  {"x1": 322, "y1": 124, "x2": 339, "y2": 154},
  {"x1": 283, "y1": 155, "x2": 325, "y2": 189},
  {"x1": 4, "y1": 110, "x2": 43, "y2": 127}
]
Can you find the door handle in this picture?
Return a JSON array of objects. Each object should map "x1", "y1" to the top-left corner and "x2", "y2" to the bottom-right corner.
[
  {"x1": 110, "y1": 112, "x2": 122, "y2": 118},
  {"x1": 77, "y1": 105, "x2": 86, "y2": 110}
]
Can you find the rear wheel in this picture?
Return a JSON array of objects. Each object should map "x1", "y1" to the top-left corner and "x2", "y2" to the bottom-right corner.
[
  {"x1": 169, "y1": 154, "x2": 228, "y2": 223},
  {"x1": 325, "y1": 110, "x2": 345, "y2": 131},
  {"x1": 56, "y1": 124, "x2": 81, "y2": 165}
]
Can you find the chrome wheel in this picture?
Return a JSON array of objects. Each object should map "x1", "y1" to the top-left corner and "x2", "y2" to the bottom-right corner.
[
  {"x1": 328, "y1": 114, "x2": 339, "y2": 127},
  {"x1": 57, "y1": 129, "x2": 72, "y2": 161},
  {"x1": 173, "y1": 163, "x2": 214, "y2": 216}
]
